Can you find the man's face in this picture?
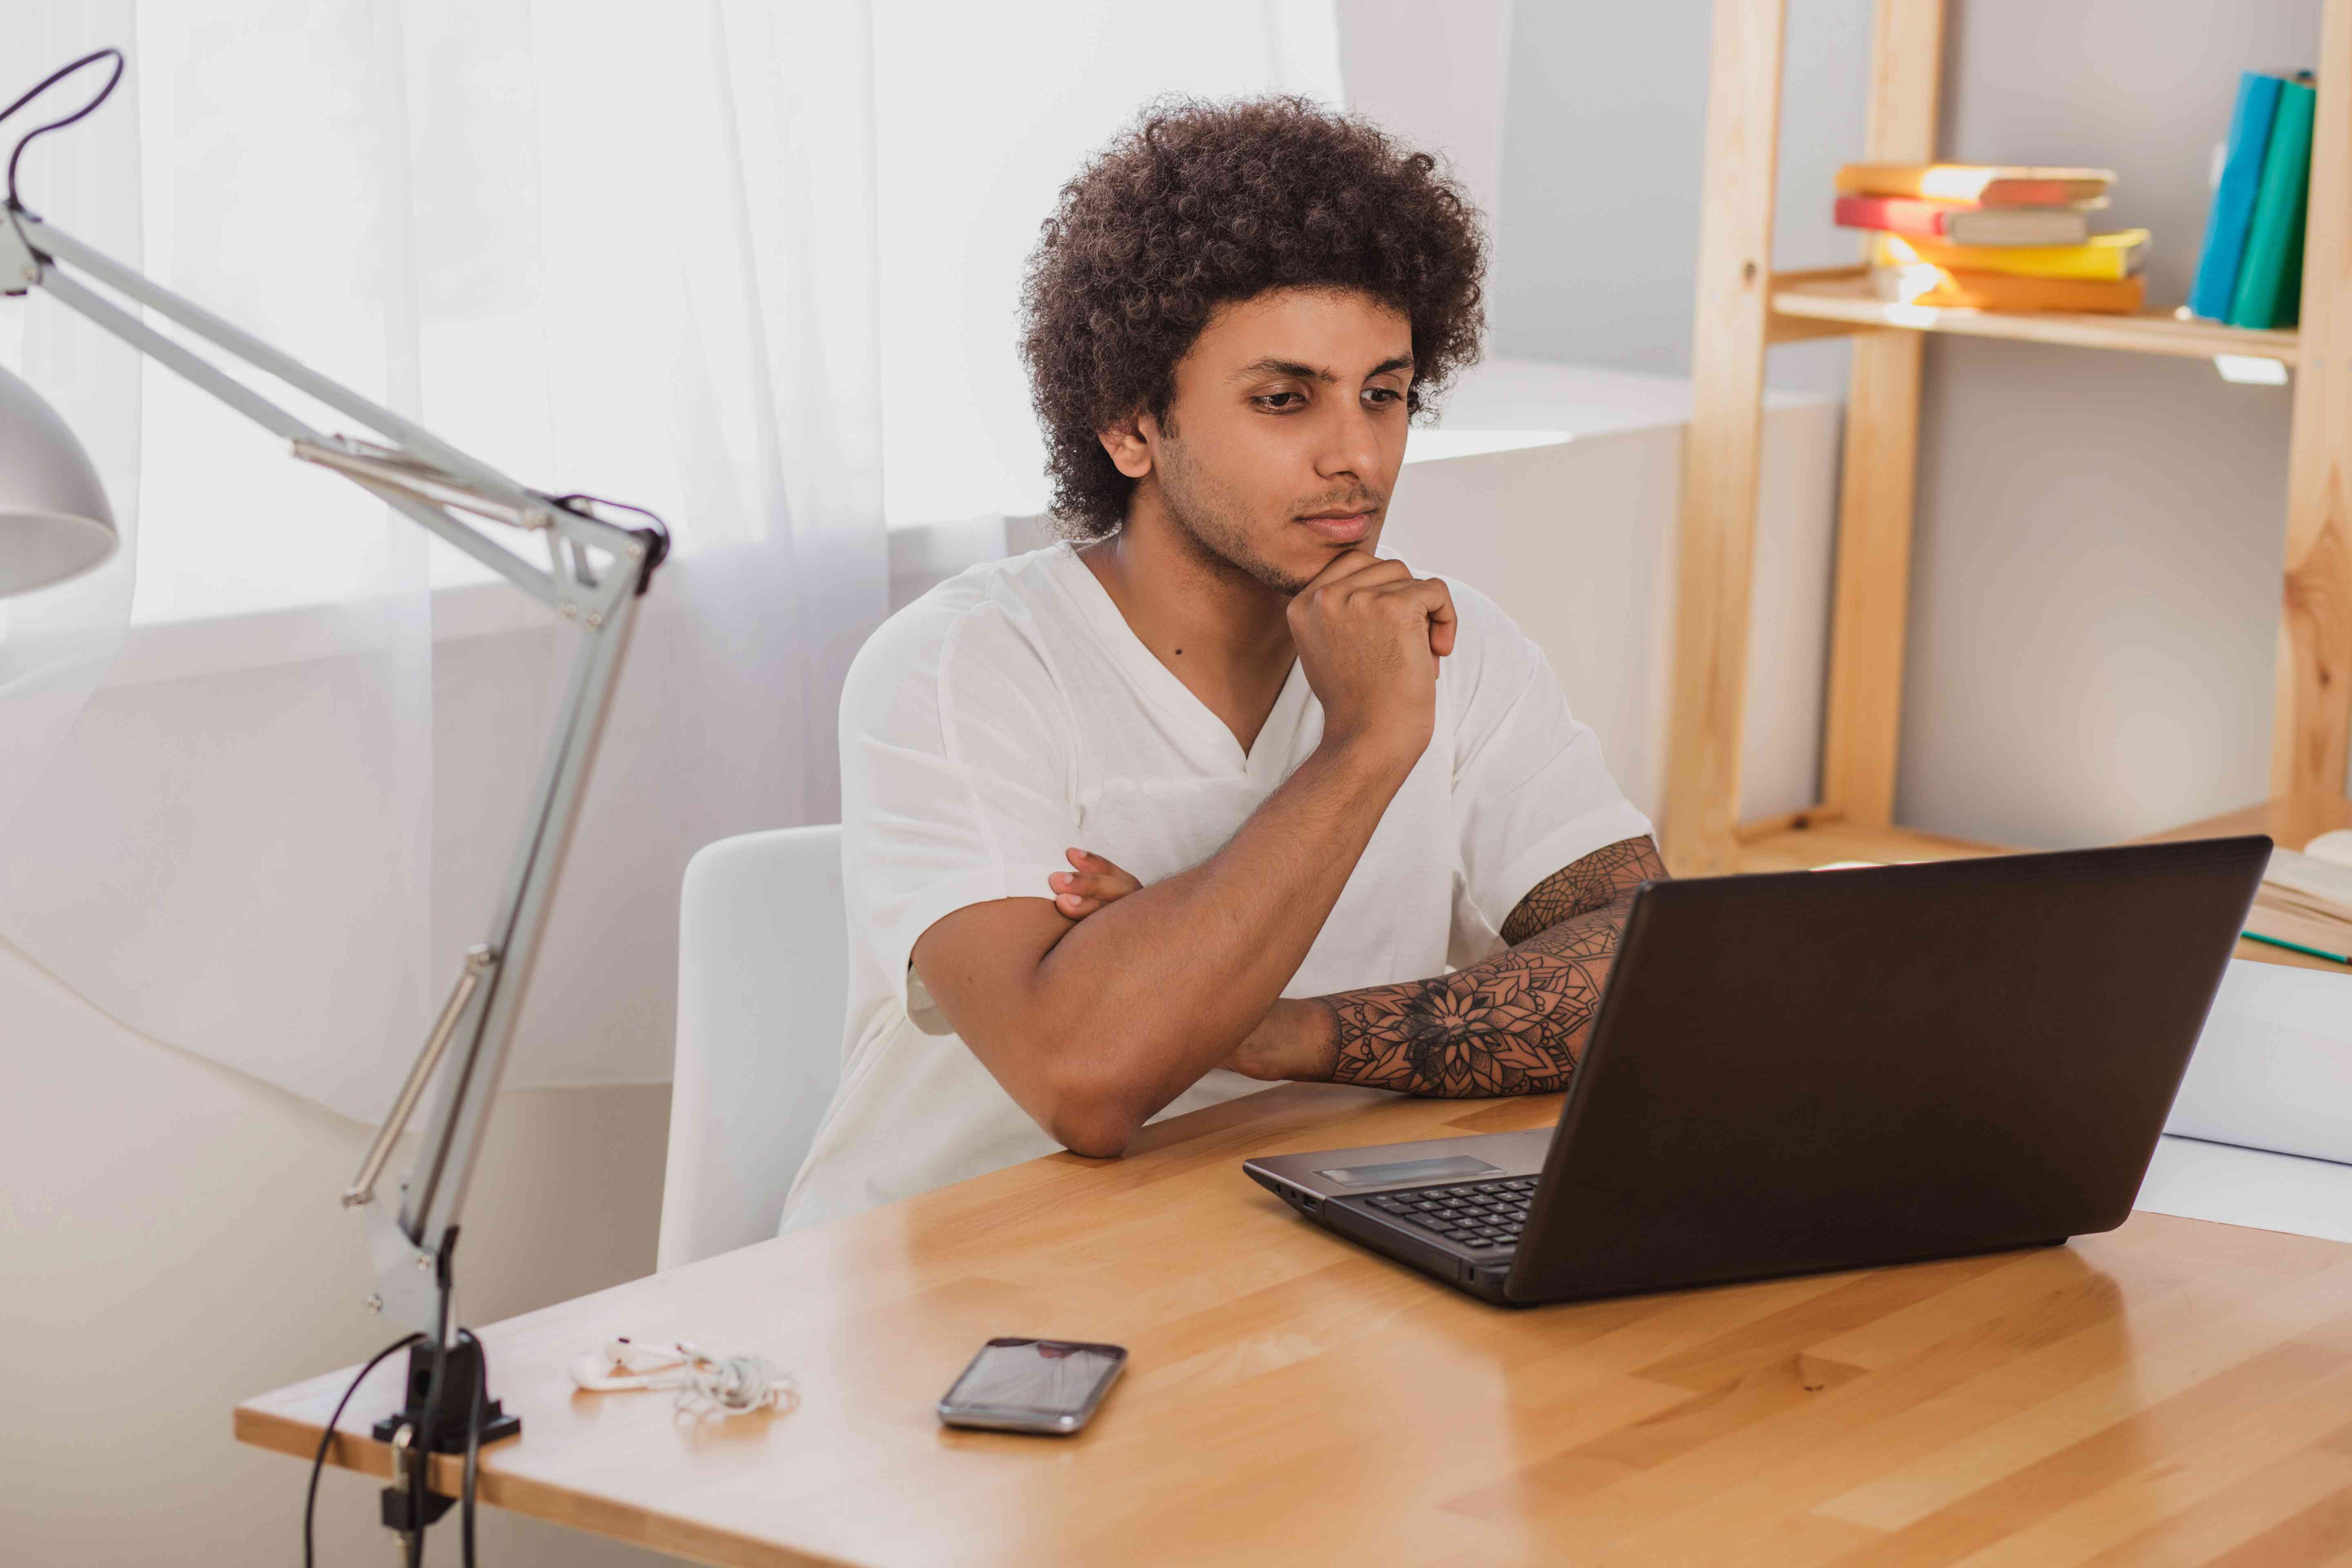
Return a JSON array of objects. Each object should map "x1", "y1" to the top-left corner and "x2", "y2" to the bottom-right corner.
[{"x1": 1120, "y1": 287, "x2": 1414, "y2": 594}]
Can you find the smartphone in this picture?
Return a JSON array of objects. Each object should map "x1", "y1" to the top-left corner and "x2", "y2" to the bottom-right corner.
[{"x1": 936, "y1": 1337, "x2": 1128, "y2": 1434}]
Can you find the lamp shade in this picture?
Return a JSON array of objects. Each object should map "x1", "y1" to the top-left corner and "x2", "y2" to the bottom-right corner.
[{"x1": 0, "y1": 362, "x2": 118, "y2": 597}]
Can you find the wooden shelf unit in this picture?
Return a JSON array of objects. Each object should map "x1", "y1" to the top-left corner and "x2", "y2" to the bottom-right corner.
[
  {"x1": 1665, "y1": 0, "x2": 2352, "y2": 876},
  {"x1": 1768, "y1": 266, "x2": 2304, "y2": 363}
]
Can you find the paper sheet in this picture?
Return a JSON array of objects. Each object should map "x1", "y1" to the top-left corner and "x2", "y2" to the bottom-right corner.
[{"x1": 2167, "y1": 958, "x2": 2352, "y2": 1166}]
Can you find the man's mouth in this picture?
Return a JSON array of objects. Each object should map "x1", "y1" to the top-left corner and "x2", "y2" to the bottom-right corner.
[{"x1": 1296, "y1": 509, "x2": 1374, "y2": 543}]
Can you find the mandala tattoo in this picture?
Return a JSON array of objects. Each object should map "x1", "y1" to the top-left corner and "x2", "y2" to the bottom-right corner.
[
  {"x1": 1316, "y1": 836, "x2": 1666, "y2": 1098},
  {"x1": 1497, "y1": 834, "x2": 1666, "y2": 944}
]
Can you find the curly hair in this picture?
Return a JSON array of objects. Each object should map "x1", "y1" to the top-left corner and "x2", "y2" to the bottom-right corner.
[{"x1": 1019, "y1": 96, "x2": 1488, "y2": 538}]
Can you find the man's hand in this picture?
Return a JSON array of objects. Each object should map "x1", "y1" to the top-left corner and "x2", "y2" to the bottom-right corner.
[
  {"x1": 1287, "y1": 551, "x2": 1456, "y2": 762},
  {"x1": 1047, "y1": 846, "x2": 1143, "y2": 920}
]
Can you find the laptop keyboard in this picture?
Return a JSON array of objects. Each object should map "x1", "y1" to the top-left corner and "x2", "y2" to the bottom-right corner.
[{"x1": 1365, "y1": 1177, "x2": 1537, "y2": 1252}]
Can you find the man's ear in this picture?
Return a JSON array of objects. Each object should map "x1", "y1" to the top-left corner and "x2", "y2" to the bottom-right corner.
[{"x1": 1098, "y1": 410, "x2": 1154, "y2": 480}]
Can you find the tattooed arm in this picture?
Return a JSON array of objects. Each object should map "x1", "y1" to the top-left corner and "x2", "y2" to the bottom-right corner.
[{"x1": 1227, "y1": 835, "x2": 1667, "y2": 1096}]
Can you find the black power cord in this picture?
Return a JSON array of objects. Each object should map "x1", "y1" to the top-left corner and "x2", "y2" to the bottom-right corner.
[
  {"x1": 304, "y1": 1332, "x2": 423, "y2": 1568},
  {"x1": 0, "y1": 47, "x2": 125, "y2": 214},
  {"x1": 300, "y1": 1327, "x2": 497, "y2": 1566},
  {"x1": 461, "y1": 1327, "x2": 489, "y2": 1568}
]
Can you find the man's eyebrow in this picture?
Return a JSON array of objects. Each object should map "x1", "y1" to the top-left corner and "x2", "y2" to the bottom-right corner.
[
  {"x1": 1227, "y1": 353, "x2": 1417, "y2": 385},
  {"x1": 1229, "y1": 356, "x2": 1334, "y2": 385}
]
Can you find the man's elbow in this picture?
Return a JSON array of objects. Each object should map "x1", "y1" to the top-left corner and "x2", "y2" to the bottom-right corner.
[{"x1": 1040, "y1": 1065, "x2": 1147, "y2": 1159}]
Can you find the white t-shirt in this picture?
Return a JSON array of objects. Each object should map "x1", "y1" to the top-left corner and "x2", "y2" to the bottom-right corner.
[{"x1": 780, "y1": 542, "x2": 1650, "y2": 1232}]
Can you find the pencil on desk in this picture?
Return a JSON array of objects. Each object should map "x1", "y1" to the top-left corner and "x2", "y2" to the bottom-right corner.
[{"x1": 2242, "y1": 930, "x2": 2352, "y2": 964}]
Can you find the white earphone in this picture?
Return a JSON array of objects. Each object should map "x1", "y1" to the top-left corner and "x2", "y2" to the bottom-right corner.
[{"x1": 568, "y1": 1336, "x2": 797, "y2": 1419}]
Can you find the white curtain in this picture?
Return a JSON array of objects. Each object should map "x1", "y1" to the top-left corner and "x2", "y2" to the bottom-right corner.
[
  {"x1": 0, "y1": 0, "x2": 1338, "y2": 1120},
  {"x1": 0, "y1": 0, "x2": 887, "y2": 1120}
]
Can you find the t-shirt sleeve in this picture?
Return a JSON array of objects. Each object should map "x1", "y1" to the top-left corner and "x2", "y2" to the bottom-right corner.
[
  {"x1": 1444, "y1": 580, "x2": 1654, "y2": 947},
  {"x1": 838, "y1": 600, "x2": 1078, "y2": 1034}
]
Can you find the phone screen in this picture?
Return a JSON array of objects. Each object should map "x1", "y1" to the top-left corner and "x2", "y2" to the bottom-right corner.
[{"x1": 940, "y1": 1339, "x2": 1126, "y2": 1429}]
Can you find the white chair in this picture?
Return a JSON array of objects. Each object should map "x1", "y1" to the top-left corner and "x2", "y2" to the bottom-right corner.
[{"x1": 657, "y1": 823, "x2": 847, "y2": 1271}]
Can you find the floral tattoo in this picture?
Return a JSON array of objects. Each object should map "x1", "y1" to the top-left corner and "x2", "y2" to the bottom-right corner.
[{"x1": 1315, "y1": 835, "x2": 1666, "y2": 1096}]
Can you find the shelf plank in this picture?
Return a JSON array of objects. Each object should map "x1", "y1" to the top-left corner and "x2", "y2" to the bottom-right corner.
[
  {"x1": 1731, "y1": 819, "x2": 2005, "y2": 874},
  {"x1": 2132, "y1": 796, "x2": 2352, "y2": 849},
  {"x1": 1730, "y1": 798, "x2": 2352, "y2": 974},
  {"x1": 1769, "y1": 270, "x2": 2301, "y2": 364}
]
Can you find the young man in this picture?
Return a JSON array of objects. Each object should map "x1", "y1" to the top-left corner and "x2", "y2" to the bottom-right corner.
[{"x1": 783, "y1": 97, "x2": 1662, "y2": 1230}]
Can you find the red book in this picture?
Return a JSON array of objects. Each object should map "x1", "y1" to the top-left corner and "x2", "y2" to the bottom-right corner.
[{"x1": 1834, "y1": 194, "x2": 2090, "y2": 246}]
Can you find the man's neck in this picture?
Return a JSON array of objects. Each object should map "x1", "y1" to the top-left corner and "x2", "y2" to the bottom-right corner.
[{"x1": 1077, "y1": 500, "x2": 1296, "y2": 753}]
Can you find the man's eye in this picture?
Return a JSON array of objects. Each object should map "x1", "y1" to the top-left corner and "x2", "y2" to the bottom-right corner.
[
  {"x1": 1254, "y1": 391, "x2": 1304, "y2": 410},
  {"x1": 1364, "y1": 387, "x2": 1402, "y2": 407}
]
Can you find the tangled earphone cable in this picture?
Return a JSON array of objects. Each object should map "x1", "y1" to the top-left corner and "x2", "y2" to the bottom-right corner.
[{"x1": 568, "y1": 1335, "x2": 800, "y2": 1421}]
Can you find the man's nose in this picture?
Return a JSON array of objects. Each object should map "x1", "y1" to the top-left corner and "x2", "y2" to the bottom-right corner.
[{"x1": 1315, "y1": 400, "x2": 1382, "y2": 484}]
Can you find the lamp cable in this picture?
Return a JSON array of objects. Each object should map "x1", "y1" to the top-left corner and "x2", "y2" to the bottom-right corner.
[
  {"x1": 303, "y1": 1332, "x2": 422, "y2": 1568},
  {"x1": 0, "y1": 48, "x2": 125, "y2": 214}
]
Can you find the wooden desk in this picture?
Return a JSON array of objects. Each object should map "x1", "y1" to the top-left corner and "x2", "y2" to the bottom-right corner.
[{"x1": 238, "y1": 1086, "x2": 2352, "y2": 1566}]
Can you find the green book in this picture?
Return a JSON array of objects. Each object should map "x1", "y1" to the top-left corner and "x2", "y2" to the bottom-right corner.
[{"x1": 2230, "y1": 75, "x2": 2316, "y2": 329}]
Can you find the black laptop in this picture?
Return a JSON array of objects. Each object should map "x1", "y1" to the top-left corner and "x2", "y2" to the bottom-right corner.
[{"x1": 1243, "y1": 837, "x2": 2270, "y2": 1305}]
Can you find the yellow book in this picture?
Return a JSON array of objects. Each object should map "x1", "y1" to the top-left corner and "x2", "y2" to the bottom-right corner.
[
  {"x1": 1871, "y1": 263, "x2": 2145, "y2": 313},
  {"x1": 1872, "y1": 230, "x2": 2149, "y2": 281}
]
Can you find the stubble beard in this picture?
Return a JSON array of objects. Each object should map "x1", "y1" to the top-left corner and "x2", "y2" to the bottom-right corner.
[{"x1": 1153, "y1": 433, "x2": 1377, "y2": 597}]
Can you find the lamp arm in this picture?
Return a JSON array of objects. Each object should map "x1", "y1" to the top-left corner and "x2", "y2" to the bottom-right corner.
[{"x1": 3, "y1": 206, "x2": 668, "y2": 1339}]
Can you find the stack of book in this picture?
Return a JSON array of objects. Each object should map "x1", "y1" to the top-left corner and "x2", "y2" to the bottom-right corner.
[
  {"x1": 1834, "y1": 163, "x2": 2148, "y2": 313},
  {"x1": 2186, "y1": 70, "x2": 2317, "y2": 330},
  {"x1": 2249, "y1": 829, "x2": 2352, "y2": 965}
]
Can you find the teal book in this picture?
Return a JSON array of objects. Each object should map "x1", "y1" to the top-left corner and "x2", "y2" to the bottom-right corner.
[
  {"x1": 2189, "y1": 72, "x2": 2283, "y2": 321},
  {"x1": 2230, "y1": 75, "x2": 2316, "y2": 329}
]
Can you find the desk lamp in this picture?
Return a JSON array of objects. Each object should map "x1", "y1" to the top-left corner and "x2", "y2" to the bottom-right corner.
[{"x1": 1, "y1": 51, "x2": 671, "y2": 1558}]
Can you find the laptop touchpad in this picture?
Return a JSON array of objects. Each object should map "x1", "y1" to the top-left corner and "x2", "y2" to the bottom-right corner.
[{"x1": 1315, "y1": 1155, "x2": 1501, "y2": 1187}]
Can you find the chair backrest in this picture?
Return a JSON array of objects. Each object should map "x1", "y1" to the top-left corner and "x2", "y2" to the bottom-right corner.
[{"x1": 658, "y1": 823, "x2": 847, "y2": 1271}]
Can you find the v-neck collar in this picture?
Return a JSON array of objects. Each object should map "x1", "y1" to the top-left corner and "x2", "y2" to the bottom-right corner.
[{"x1": 1048, "y1": 542, "x2": 1308, "y2": 775}]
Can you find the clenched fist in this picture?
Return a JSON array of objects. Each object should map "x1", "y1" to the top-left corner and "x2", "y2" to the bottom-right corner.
[{"x1": 1286, "y1": 550, "x2": 1456, "y2": 765}]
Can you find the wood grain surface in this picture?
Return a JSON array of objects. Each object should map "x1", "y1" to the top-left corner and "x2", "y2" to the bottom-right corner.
[
  {"x1": 239, "y1": 1082, "x2": 2352, "y2": 1566},
  {"x1": 1768, "y1": 270, "x2": 2307, "y2": 363},
  {"x1": 1818, "y1": 0, "x2": 1942, "y2": 831},
  {"x1": 1662, "y1": 0, "x2": 1786, "y2": 876},
  {"x1": 2273, "y1": 0, "x2": 2352, "y2": 847}
]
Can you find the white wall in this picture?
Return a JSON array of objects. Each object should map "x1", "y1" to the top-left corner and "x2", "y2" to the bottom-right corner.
[
  {"x1": 1397, "y1": 361, "x2": 1844, "y2": 824},
  {"x1": 1492, "y1": 0, "x2": 1872, "y2": 402},
  {"x1": 1336, "y1": 0, "x2": 1515, "y2": 231},
  {"x1": 1902, "y1": 0, "x2": 2323, "y2": 845},
  {"x1": 1, "y1": 942, "x2": 676, "y2": 1567},
  {"x1": 1488, "y1": 0, "x2": 2340, "y2": 846}
]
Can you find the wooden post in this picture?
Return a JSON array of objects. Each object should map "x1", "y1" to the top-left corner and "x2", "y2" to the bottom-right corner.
[
  {"x1": 2272, "y1": 0, "x2": 2352, "y2": 847},
  {"x1": 1819, "y1": 0, "x2": 1945, "y2": 827},
  {"x1": 1663, "y1": 0, "x2": 1788, "y2": 875}
]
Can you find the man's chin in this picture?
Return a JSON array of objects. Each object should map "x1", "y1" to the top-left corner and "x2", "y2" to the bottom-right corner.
[
  {"x1": 1163, "y1": 503, "x2": 1371, "y2": 595},
  {"x1": 1198, "y1": 540, "x2": 1319, "y2": 597},
  {"x1": 1255, "y1": 550, "x2": 1333, "y2": 596}
]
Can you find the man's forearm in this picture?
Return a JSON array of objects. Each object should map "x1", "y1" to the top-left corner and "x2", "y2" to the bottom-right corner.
[
  {"x1": 1015, "y1": 734, "x2": 1417, "y2": 1134},
  {"x1": 1248, "y1": 836, "x2": 1665, "y2": 1098},
  {"x1": 1317, "y1": 897, "x2": 1627, "y2": 1095}
]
